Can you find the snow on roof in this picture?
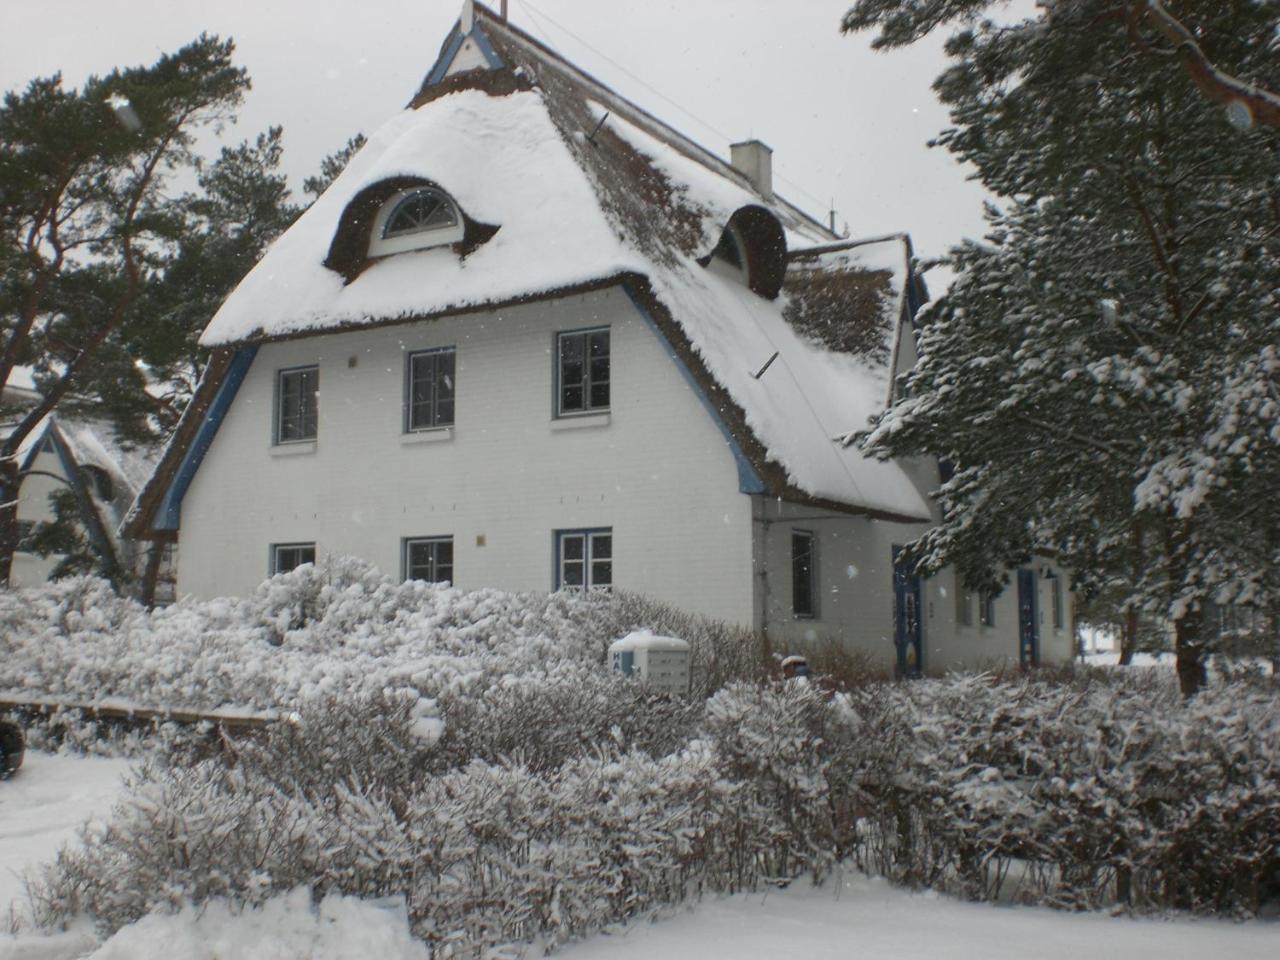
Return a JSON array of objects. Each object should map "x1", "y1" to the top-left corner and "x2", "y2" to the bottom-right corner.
[{"x1": 186, "y1": 7, "x2": 929, "y2": 520}]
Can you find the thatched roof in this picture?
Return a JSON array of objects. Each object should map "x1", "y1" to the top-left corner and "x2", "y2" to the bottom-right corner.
[{"x1": 127, "y1": 3, "x2": 931, "y2": 536}]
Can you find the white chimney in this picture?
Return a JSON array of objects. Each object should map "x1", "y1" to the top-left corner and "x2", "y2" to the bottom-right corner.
[{"x1": 730, "y1": 139, "x2": 773, "y2": 200}]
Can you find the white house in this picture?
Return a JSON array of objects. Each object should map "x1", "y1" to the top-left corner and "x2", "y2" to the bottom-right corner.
[{"x1": 126, "y1": 1, "x2": 1073, "y2": 673}]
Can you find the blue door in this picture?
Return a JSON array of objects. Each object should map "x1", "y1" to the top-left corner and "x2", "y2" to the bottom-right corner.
[
  {"x1": 1016, "y1": 568, "x2": 1039, "y2": 667},
  {"x1": 892, "y1": 547, "x2": 923, "y2": 677}
]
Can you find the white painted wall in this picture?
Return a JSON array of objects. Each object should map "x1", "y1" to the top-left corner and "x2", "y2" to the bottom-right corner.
[{"x1": 176, "y1": 286, "x2": 757, "y2": 624}]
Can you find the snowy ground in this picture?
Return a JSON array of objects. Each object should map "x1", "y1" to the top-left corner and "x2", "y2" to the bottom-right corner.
[
  {"x1": 0, "y1": 752, "x2": 132, "y2": 930},
  {"x1": 2, "y1": 753, "x2": 1277, "y2": 960}
]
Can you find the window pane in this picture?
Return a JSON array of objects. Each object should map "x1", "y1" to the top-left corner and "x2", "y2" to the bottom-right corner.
[
  {"x1": 563, "y1": 561, "x2": 584, "y2": 587},
  {"x1": 561, "y1": 384, "x2": 584, "y2": 411},
  {"x1": 589, "y1": 330, "x2": 609, "y2": 359},
  {"x1": 562, "y1": 535, "x2": 584, "y2": 561},
  {"x1": 792, "y1": 532, "x2": 815, "y2": 617},
  {"x1": 589, "y1": 380, "x2": 610, "y2": 409},
  {"x1": 591, "y1": 534, "x2": 611, "y2": 560},
  {"x1": 591, "y1": 560, "x2": 612, "y2": 588}
]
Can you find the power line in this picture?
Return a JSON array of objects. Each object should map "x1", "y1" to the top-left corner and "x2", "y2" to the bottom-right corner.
[{"x1": 511, "y1": 0, "x2": 832, "y2": 216}]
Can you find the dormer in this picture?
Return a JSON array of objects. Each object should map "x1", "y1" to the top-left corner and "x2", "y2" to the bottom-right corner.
[
  {"x1": 324, "y1": 176, "x2": 499, "y2": 283},
  {"x1": 700, "y1": 205, "x2": 787, "y2": 300}
]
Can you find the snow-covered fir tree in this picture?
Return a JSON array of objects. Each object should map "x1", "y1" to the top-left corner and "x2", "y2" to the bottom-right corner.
[{"x1": 844, "y1": 1, "x2": 1280, "y2": 693}]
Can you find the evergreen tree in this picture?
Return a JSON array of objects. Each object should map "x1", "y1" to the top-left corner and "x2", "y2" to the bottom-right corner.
[{"x1": 844, "y1": 1, "x2": 1280, "y2": 694}]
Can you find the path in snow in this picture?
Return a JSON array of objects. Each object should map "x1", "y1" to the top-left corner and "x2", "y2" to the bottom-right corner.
[{"x1": 0, "y1": 751, "x2": 132, "y2": 928}]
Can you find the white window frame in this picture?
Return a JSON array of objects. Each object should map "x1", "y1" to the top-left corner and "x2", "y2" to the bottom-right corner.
[
  {"x1": 369, "y1": 188, "x2": 464, "y2": 257},
  {"x1": 405, "y1": 347, "x2": 457, "y2": 432},
  {"x1": 403, "y1": 536, "x2": 454, "y2": 584},
  {"x1": 556, "y1": 528, "x2": 612, "y2": 591},
  {"x1": 275, "y1": 365, "x2": 319, "y2": 444},
  {"x1": 555, "y1": 327, "x2": 610, "y2": 417},
  {"x1": 271, "y1": 542, "x2": 316, "y2": 575}
]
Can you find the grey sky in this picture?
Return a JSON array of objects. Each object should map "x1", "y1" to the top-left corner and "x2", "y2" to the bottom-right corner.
[{"x1": 1, "y1": 0, "x2": 991, "y2": 288}]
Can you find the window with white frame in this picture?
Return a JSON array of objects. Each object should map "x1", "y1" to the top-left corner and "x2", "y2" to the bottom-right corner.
[
  {"x1": 276, "y1": 366, "x2": 318, "y2": 443},
  {"x1": 557, "y1": 529, "x2": 612, "y2": 591},
  {"x1": 369, "y1": 188, "x2": 465, "y2": 257},
  {"x1": 556, "y1": 328, "x2": 610, "y2": 415},
  {"x1": 791, "y1": 530, "x2": 817, "y2": 619},
  {"x1": 404, "y1": 536, "x2": 453, "y2": 584},
  {"x1": 406, "y1": 347, "x2": 456, "y2": 431},
  {"x1": 271, "y1": 542, "x2": 315, "y2": 575}
]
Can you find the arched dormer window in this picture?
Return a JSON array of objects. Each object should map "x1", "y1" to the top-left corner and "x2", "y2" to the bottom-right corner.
[
  {"x1": 369, "y1": 187, "x2": 465, "y2": 257},
  {"x1": 699, "y1": 206, "x2": 787, "y2": 299}
]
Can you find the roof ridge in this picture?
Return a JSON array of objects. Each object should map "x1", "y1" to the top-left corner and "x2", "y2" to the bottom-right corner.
[{"x1": 469, "y1": 3, "x2": 836, "y2": 241}]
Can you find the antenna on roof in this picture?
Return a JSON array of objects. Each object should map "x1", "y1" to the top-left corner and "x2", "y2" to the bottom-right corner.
[
  {"x1": 828, "y1": 201, "x2": 836, "y2": 234},
  {"x1": 461, "y1": 0, "x2": 474, "y2": 32},
  {"x1": 500, "y1": 0, "x2": 509, "y2": 19},
  {"x1": 586, "y1": 111, "x2": 610, "y2": 145},
  {"x1": 750, "y1": 351, "x2": 779, "y2": 380}
]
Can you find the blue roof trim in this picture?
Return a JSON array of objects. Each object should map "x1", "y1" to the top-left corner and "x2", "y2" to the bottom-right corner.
[
  {"x1": 622, "y1": 285, "x2": 766, "y2": 496},
  {"x1": 17, "y1": 422, "x2": 54, "y2": 474},
  {"x1": 156, "y1": 346, "x2": 258, "y2": 531},
  {"x1": 424, "y1": 22, "x2": 504, "y2": 88}
]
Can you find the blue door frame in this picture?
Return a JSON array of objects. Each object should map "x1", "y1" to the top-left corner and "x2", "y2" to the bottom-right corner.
[
  {"x1": 892, "y1": 546, "x2": 923, "y2": 677},
  {"x1": 1016, "y1": 568, "x2": 1039, "y2": 668}
]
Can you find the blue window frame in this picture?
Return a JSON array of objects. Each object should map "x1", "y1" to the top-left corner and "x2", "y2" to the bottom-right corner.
[
  {"x1": 555, "y1": 528, "x2": 612, "y2": 591},
  {"x1": 406, "y1": 347, "x2": 456, "y2": 431},
  {"x1": 556, "y1": 328, "x2": 610, "y2": 416}
]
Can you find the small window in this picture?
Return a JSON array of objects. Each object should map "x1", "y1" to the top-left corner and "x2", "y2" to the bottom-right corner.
[
  {"x1": 276, "y1": 366, "x2": 318, "y2": 444},
  {"x1": 369, "y1": 188, "x2": 465, "y2": 257},
  {"x1": 1051, "y1": 575, "x2": 1064, "y2": 631},
  {"x1": 406, "y1": 347, "x2": 456, "y2": 431},
  {"x1": 792, "y1": 530, "x2": 817, "y2": 619},
  {"x1": 404, "y1": 536, "x2": 453, "y2": 584},
  {"x1": 271, "y1": 542, "x2": 316, "y2": 575},
  {"x1": 557, "y1": 328, "x2": 610, "y2": 416},
  {"x1": 956, "y1": 583, "x2": 974, "y2": 627},
  {"x1": 557, "y1": 529, "x2": 612, "y2": 591},
  {"x1": 979, "y1": 591, "x2": 996, "y2": 628}
]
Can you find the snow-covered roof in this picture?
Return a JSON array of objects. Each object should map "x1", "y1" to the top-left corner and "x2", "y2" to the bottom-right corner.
[{"x1": 154, "y1": 4, "x2": 930, "y2": 523}]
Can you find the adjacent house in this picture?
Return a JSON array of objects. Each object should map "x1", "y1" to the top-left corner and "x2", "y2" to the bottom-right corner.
[
  {"x1": 125, "y1": 1, "x2": 1073, "y2": 672},
  {"x1": 2, "y1": 371, "x2": 156, "y2": 589}
]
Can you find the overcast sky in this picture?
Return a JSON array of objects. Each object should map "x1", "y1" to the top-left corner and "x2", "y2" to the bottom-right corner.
[{"x1": 1, "y1": 0, "x2": 993, "y2": 289}]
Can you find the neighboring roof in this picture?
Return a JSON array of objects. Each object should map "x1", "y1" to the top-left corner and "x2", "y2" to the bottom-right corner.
[{"x1": 137, "y1": 2, "x2": 931, "y2": 527}]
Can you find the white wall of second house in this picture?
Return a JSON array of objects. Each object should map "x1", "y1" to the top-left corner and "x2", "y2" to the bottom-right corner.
[
  {"x1": 11, "y1": 444, "x2": 67, "y2": 587},
  {"x1": 175, "y1": 286, "x2": 757, "y2": 623}
]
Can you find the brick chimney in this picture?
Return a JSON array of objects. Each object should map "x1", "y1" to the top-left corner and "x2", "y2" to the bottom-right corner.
[{"x1": 730, "y1": 139, "x2": 773, "y2": 200}]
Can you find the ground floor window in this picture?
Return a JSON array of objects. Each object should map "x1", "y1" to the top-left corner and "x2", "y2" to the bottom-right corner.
[
  {"x1": 791, "y1": 530, "x2": 816, "y2": 618},
  {"x1": 271, "y1": 542, "x2": 315, "y2": 575},
  {"x1": 955, "y1": 584, "x2": 974, "y2": 627},
  {"x1": 1051, "y1": 574, "x2": 1064, "y2": 630},
  {"x1": 556, "y1": 528, "x2": 612, "y2": 591},
  {"x1": 979, "y1": 590, "x2": 996, "y2": 628},
  {"x1": 404, "y1": 536, "x2": 453, "y2": 584}
]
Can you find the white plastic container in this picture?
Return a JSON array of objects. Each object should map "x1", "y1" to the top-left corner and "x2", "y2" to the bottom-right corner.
[{"x1": 609, "y1": 631, "x2": 690, "y2": 696}]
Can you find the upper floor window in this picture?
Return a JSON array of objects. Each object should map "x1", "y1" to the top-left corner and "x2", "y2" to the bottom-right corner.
[
  {"x1": 369, "y1": 188, "x2": 465, "y2": 257},
  {"x1": 792, "y1": 530, "x2": 817, "y2": 619},
  {"x1": 406, "y1": 347, "x2": 456, "y2": 431},
  {"x1": 272, "y1": 542, "x2": 316, "y2": 575},
  {"x1": 557, "y1": 328, "x2": 609, "y2": 416},
  {"x1": 276, "y1": 366, "x2": 318, "y2": 444}
]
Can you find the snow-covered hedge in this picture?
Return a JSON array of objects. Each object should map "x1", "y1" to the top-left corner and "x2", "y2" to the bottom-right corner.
[{"x1": 6, "y1": 569, "x2": 1279, "y2": 953}]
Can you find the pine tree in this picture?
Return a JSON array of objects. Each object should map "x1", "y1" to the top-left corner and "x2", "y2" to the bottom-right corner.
[{"x1": 844, "y1": 1, "x2": 1280, "y2": 694}]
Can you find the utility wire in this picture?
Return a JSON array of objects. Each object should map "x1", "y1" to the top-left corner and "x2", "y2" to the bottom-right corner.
[{"x1": 512, "y1": 0, "x2": 834, "y2": 217}]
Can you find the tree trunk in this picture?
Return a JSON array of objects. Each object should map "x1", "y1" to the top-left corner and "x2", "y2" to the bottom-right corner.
[
  {"x1": 1118, "y1": 607, "x2": 1139, "y2": 665},
  {"x1": 0, "y1": 456, "x2": 20, "y2": 586},
  {"x1": 1174, "y1": 607, "x2": 1208, "y2": 697}
]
